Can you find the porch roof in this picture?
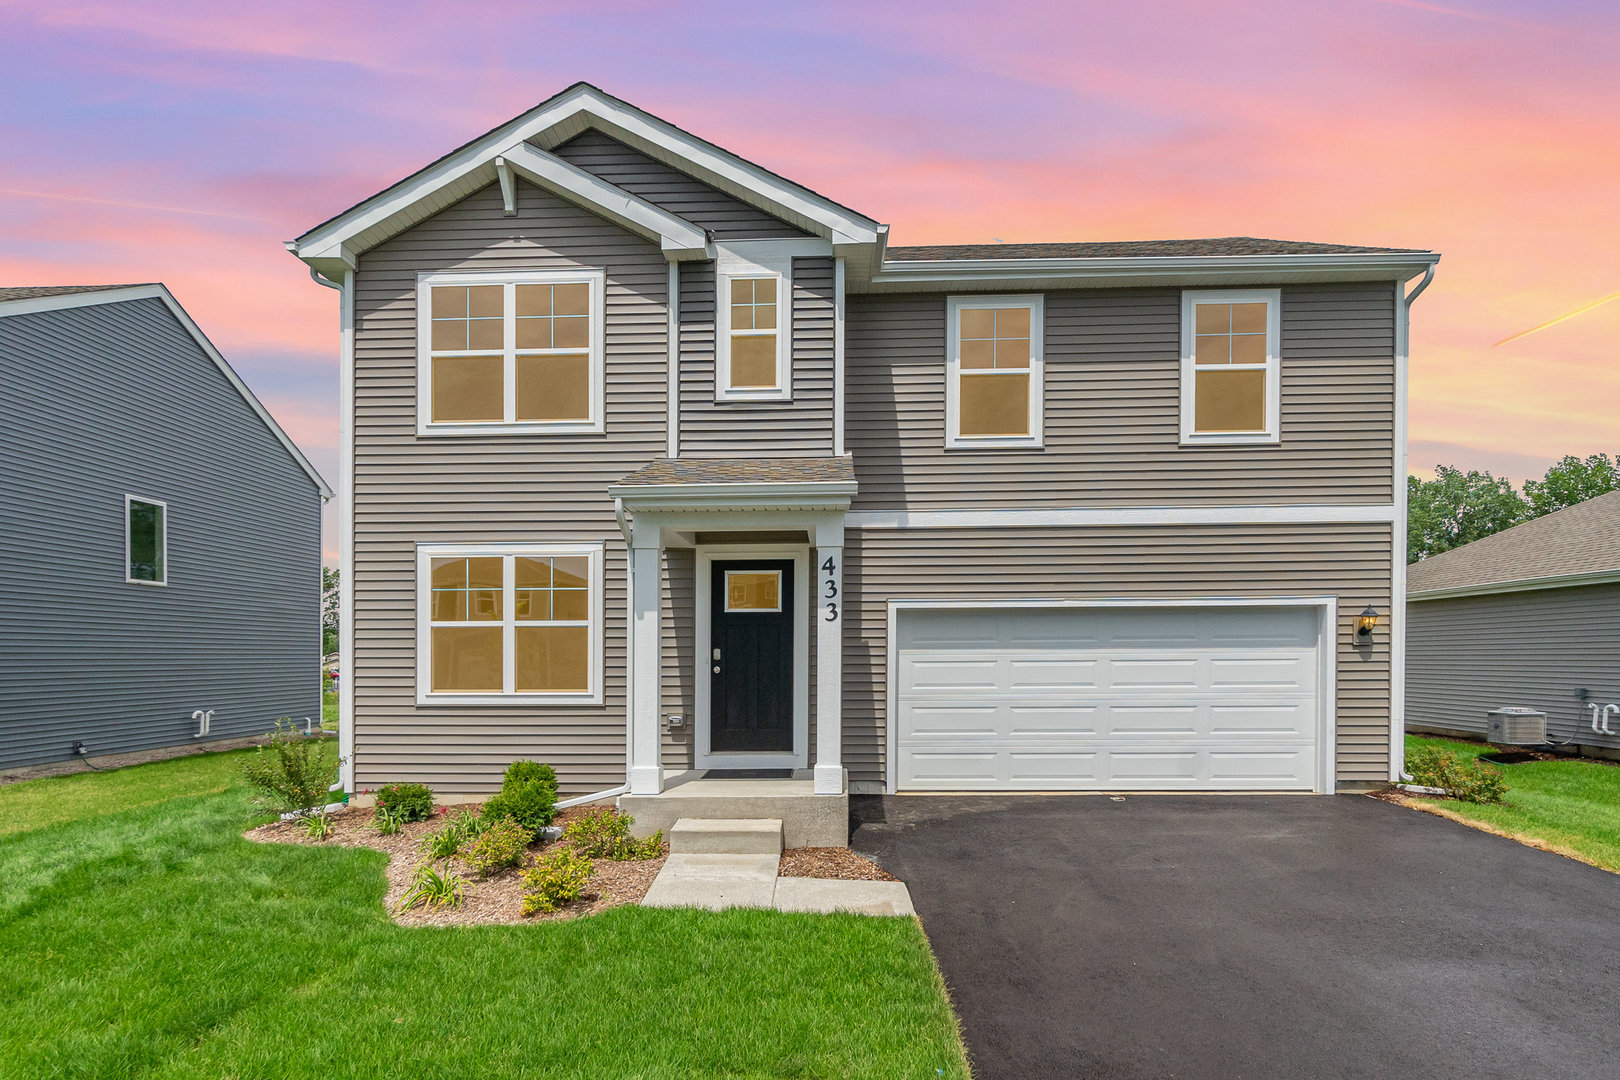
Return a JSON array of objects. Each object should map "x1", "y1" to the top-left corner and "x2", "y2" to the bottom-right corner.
[{"x1": 608, "y1": 457, "x2": 856, "y2": 513}]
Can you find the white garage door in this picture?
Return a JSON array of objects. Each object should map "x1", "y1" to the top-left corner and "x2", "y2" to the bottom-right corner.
[{"x1": 895, "y1": 606, "x2": 1323, "y2": 792}]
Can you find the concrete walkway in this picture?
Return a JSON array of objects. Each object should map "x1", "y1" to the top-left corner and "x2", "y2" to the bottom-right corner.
[{"x1": 641, "y1": 853, "x2": 915, "y2": 916}]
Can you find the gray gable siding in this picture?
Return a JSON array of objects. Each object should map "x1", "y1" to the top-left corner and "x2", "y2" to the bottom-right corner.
[
  {"x1": 550, "y1": 129, "x2": 811, "y2": 239},
  {"x1": 845, "y1": 283, "x2": 1396, "y2": 509},
  {"x1": 350, "y1": 179, "x2": 669, "y2": 795},
  {"x1": 676, "y1": 257, "x2": 836, "y2": 457},
  {"x1": 1407, "y1": 584, "x2": 1620, "y2": 753},
  {"x1": 0, "y1": 297, "x2": 322, "y2": 769}
]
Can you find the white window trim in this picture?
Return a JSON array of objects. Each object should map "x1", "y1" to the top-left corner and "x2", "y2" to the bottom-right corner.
[
  {"x1": 415, "y1": 542, "x2": 605, "y2": 705},
  {"x1": 945, "y1": 293, "x2": 1044, "y2": 450},
  {"x1": 715, "y1": 243, "x2": 795, "y2": 402},
  {"x1": 416, "y1": 269, "x2": 606, "y2": 437},
  {"x1": 1180, "y1": 288, "x2": 1281, "y2": 446},
  {"x1": 125, "y1": 494, "x2": 167, "y2": 586}
]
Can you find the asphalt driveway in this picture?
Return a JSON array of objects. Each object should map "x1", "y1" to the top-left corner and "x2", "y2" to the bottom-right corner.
[{"x1": 852, "y1": 794, "x2": 1620, "y2": 1080}]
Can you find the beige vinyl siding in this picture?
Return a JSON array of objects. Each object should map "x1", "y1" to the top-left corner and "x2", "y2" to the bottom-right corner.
[
  {"x1": 1406, "y1": 583, "x2": 1620, "y2": 751},
  {"x1": 676, "y1": 257, "x2": 836, "y2": 457},
  {"x1": 843, "y1": 522, "x2": 1395, "y2": 787},
  {"x1": 661, "y1": 548, "x2": 696, "y2": 769},
  {"x1": 549, "y1": 129, "x2": 810, "y2": 239},
  {"x1": 846, "y1": 283, "x2": 1395, "y2": 509},
  {"x1": 352, "y1": 179, "x2": 665, "y2": 795}
]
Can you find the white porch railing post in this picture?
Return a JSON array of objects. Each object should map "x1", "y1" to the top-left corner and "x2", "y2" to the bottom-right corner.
[
  {"x1": 628, "y1": 532, "x2": 664, "y2": 795},
  {"x1": 813, "y1": 520, "x2": 845, "y2": 795}
]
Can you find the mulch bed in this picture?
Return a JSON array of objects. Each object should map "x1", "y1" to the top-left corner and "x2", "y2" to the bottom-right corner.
[
  {"x1": 779, "y1": 847, "x2": 896, "y2": 881},
  {"x1": 246, "y1": 802, "x2": 667, "y2": 927}
]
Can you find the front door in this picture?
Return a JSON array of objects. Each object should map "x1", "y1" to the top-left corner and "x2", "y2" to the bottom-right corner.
[{"x1": 709, "y1": 559, "x2": 795, "y2": 753}]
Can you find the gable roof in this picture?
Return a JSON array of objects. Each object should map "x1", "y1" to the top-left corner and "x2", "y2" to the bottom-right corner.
[
  {"x1": 1407, "y1": 490, "x2": 1620, "y2": 599},
  {"x1": 0, "y1": 284, "x2": 332, "y2": 498},
  {"x1": 288, "y1": 82, "x2": 886, "y2": 280}
]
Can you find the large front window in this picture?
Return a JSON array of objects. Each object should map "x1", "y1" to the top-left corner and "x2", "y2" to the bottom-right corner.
[
  {"x1": 417, "y1": 544, "x2": 602, "y2": 702},
  {"x1": 418, "y1": 271, "x2": 604, "y2": 435},
  {"x1": 946, "y1": 294, "x2": 1044, "y2": 448}
]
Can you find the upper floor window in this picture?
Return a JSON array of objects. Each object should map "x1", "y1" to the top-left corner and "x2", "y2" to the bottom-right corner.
[
  {"x1": 716, "y1": 244, "x2": 793, "y2": 402},
  {"x1": 416, "y1": 543, "x2": 603, "y2": 704},
  {"x1": 126, "y1": 495, "x2": 166, "y2": 585},
  {"x1": 946, "y1": 294, "x2": 1044, "y2": 449},
  {"x1": 418, "y1": 270, "x2": 605, "y2": 436},
  {"x1": 1180, "y1": 289, "x2": 1280, "y2": 445}
]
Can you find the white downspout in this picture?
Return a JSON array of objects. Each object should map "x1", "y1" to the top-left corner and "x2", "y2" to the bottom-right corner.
[{"x1": 1390, "y1": 262, "x2": 1436, "y2": 783}]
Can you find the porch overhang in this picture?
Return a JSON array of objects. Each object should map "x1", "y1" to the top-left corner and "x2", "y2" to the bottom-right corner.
[{"x1": 608, "y1": 457, "x2": 857, "y2": 515}]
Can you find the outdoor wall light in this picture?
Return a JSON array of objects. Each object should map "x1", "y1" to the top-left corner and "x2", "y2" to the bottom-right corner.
[{"x1": 1354, "y1": 606, "x2": 1379, "y2": 644}]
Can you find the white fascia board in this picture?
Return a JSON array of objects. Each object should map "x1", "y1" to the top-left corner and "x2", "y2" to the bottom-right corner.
[
  {"x1": 290, "y1": 83, "x2": 882, "y2": 265},
  {"x1": 608, "y1": 480, "x2": 857, "y2": 513},
  {"x1": 0, "y1": 284, "x2": 332, "y2": 497},
  {"x1": 494, "y1": 142, "x2": 710, "y2": 259},
  {"x1": 1407, "y1": 568, "x2": 1620, "y2": 602},
  {"x1": 847, "y1": 503, "x2": 1397, "y2": 529},
  {"x1": 858, "y1": 252, "x2": 1441, "y2": 293}
]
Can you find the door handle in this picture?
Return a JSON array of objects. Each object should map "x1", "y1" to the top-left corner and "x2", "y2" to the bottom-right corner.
[{"x1": 712, "y1": 665, "x2": 721, "y2": 674}]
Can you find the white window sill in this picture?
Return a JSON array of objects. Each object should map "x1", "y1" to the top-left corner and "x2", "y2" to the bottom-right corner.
[
  {"x1": 1179, "y1": 431, "x2": 1280, "y2": 447},
  {"x1": 714, "y1": 388, "x2": 792, "y2": 403},
  {"x1": 416, "y1": 691, "x2": 604, "y2": 707},
  {"x1": 125, "y1": 577, "x2": 168, "y2": 587},
  {"x1": 944, "y1": 436, "x2": 1044, "y2": 451},
  {"x1": 417, "y1": 421, "x2": 605, "y2": 437}
]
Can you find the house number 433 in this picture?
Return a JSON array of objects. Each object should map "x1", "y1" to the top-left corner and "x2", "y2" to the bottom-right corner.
[{"x1": 821, "y1": 555, "x2": 839, "y2": 622}]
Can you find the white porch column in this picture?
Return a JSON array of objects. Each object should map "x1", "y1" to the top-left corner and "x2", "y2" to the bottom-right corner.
[
  {"x1": 627, "y1": 528, "x2": 664, "y2": 795},
  {"x1": 813, "y1": 519, "x2": 845, "y2": 794}
]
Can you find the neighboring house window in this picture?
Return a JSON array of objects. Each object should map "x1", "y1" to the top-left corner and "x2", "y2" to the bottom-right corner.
[
  {"x1": 125, "y1": 496, "x2": 166, "y2": 585},
  {"x1": 416, "y1": 543, "x2": 603, "y2": 703},
  {"x1": 1180, "y1": 289, "x2": 1281, "y2": 445},
  {"x1": 418, "y1": 271, "x2": 605, "y2": 435},
  {"x1": 715, "y1": 243, "x2": 793, "y2": 401},
  {"x1": 945, "y1": 294, "x2": 1044, "y2": 449}
]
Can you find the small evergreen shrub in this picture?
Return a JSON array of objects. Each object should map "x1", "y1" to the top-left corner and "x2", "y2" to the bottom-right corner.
[
  {"x1": 398, "y1": 862, "x2": 465, "y2": 912},
  {"x1": 375, "y1": 783, "x2": 435, "y2": 822},
  {"x1": 462, "y1": 816, "x2": 530, "y2": 875},
  {"x1": 241, "y1": 719, "x2": 334, "y2": 814},
  {"x1": 1408, "y1": 747, "x2": 1509, "y2": 804},
  {"x1": 479, "y1": 762, "x2": 559, "y2": 840},
  {"x1": 563, "y1": 807, "x2": 663, "y2": 860},
  {"x1": 521, "y1": 849, "x2": 593, "y2": 915},
  {"x1": 503, "y1": 760, "x2": 558, "y2": 791}
]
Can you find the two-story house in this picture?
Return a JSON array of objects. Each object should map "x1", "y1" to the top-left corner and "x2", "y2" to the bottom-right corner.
[{"x1": 290, "y1": 83, "x2": 1437, "y2": 843}]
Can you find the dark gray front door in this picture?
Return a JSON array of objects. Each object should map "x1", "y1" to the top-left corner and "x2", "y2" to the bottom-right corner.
[{"x1": 709, "y1": 559, "x2": 794, "y2": 753}]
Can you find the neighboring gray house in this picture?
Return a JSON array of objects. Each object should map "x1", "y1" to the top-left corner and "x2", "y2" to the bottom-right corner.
[
  {"x1": 0, "y1": 284, "x2": 331, "y2": 770},
  {"x1": 1407, "y1": 490, "x2": 1620, "y2": 759},
  {"x1": 289, "y1": 83, "x2": 1437, "y2": 833}
]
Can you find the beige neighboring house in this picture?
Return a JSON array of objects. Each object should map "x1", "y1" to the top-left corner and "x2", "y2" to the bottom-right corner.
[
  {"x1": 288, "y1": 83, "x2": 1438, "y2": 840},
  {"x1": 1407, "y1": 490, "x2": 1620, "y2": 758}
]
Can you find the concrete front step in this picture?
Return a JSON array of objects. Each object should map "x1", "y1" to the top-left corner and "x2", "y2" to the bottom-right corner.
[
  {"x1": 620, "y1": 774, "x2": 849, "y2": 847},
  {"x1": 670, "y1": 817, "x2": 784, "y2": 855}
]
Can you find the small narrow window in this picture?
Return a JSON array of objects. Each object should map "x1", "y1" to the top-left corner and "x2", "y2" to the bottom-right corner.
[
  {"x1": 1181, "y1": 290, "x2": 1280, "y2": 444},
  {"x1": 126, "y1": 496, "x2": 166, "y2": 585},
  {"x1": 717, "y1": 270, "x2": 789, "y2": 400},
  {"x1": 418, "y1": 544, "x2": 602, "y2": 703},
  {"x1": 946, "y1": 294, "x2": 1044, "y2": 448},
  {"x1": 420, "y1": 272, "x2": 604, "y2": 435}
]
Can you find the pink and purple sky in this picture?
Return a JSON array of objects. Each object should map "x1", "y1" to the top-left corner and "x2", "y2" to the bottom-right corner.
[{"x1": 2, "y1": 0, "x2": 1616, "y2": 563}]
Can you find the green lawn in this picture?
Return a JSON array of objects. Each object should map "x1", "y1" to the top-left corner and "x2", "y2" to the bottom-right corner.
[
  {"x1": 321, "y1": 691, "x2": 338, "y2": 730},
  {"x1": 0, "y1": 753, "x2": 969, "y2": 1079},
  {"x1": 1406, "y1": 734, "x2": 1620, "y2": 874}
]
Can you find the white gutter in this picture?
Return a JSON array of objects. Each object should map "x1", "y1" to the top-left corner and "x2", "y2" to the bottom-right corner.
[{"x1": 860, "y1": 251, "x2": 1440, "y2": 292}]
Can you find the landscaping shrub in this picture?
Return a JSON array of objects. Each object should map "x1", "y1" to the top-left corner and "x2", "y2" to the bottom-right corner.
[
  {"x1": 398, "y1": 861, "x2": 465, "y2": 912},
  {"x1": 375, "y1": 783, "x2": 435, "y2": 822},
  {"x1": 240, "y1": 719, "x2": 334, "y2": 814},
  {"x1": 301, "y1": 812, "x2": 333, "y2": 840},
  {"x1": 1408, "y1": 747, "x2": 1509, "y2": 804},
  {"x1": 373, "y1": 808, "x2": 403, "y2": 836},
  {"x1": 521, "y1": 849, "x2": 593, "y2": 915},
  {"x1": 480, "y1": 761, "x2": 559, "y2": 840},
  {"x1": 462, "y1": 816, "x2": 530, "y2": 875},
  {"x1": 420, "y1": 808, "x2": 484, "y2": 860},
  {"x1": 564, "y1": 807, "x2": 663, "y2": 860}
]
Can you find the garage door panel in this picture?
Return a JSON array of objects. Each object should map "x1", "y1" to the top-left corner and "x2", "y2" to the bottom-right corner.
[{"x1": 895, "y1": 606, "x2": 1322, "y2": 792}]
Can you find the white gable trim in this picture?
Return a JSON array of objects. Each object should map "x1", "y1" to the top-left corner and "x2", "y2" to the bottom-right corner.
[
  {"x1": 0, "y1": 284, "x2": 332, "y2": 497},
  {"x1": 290, "y1": 83, "x2": 882, "y2": 272},
  {"x1": 494, "y1": 142, "x2": 710, "y2": 259}
]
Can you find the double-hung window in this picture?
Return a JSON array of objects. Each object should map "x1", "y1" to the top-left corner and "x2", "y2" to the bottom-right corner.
[
  {"x1": 418, "y1": 270, "x2": 605, "y2": 435},
  {"x1": 417, "y1": 543, "x2": 603, "y2": 704},
  {"x1": 125, "y1": 495, "x2": 166, "y2": 585},
  {"x1": 716, "y1": 244, "x2": 792, "y2": 401},
  {"x1": 946, "y1": 294, "x2": 1044, "y2": 448},
  {"x1": 1180, "y1": 289, "x2": 1281, "y2": 444}
]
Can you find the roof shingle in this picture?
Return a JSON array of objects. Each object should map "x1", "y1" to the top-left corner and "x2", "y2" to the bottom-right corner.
[
  {"x1": 884, "y1": 238, "x2": 1426, "y2": 261},
  {"x1": 1407, "y1": 490, "x2": 1620, "y2": 595},
  {"x1": 615, "y1": 457, "x2": 855, "y2": 487},
  {"x1": 0, "y1": 284, "x2": 152, "y2": 302}
]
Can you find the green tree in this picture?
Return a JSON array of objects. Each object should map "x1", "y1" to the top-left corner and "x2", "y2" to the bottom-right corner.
[
  {"x1": 1523, "y1": 453, "x2": 1620, "y2": 517},
  {"x1": 1407, "y1": 466, "x2": 1529, "y2": 563},
  {"x1": 322, "y1": 567, "x2": 340, "y2": 658}
]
